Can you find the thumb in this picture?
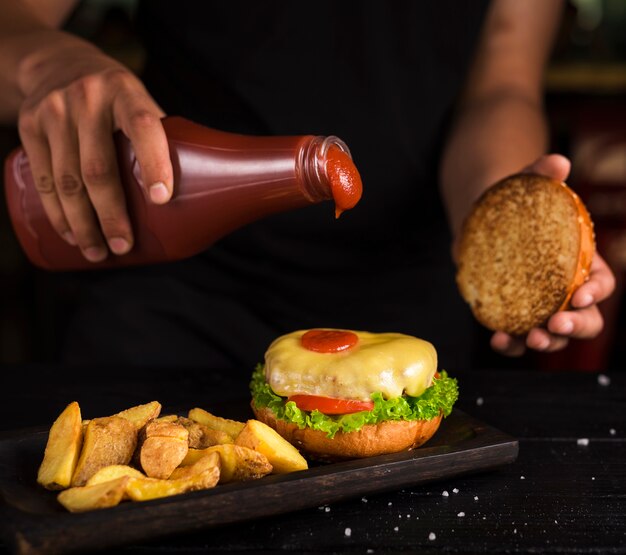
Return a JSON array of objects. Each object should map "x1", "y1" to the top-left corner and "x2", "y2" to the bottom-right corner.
[{"x1": 522, "y1": 153, "x2": 571, "y2": 182}]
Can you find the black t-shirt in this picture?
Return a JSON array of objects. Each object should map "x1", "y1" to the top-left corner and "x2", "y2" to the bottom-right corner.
[{"x1": 64, "y1": 0, "x2": 491, "y2": 372}]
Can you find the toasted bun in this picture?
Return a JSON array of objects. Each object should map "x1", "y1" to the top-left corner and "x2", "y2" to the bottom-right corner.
[
  {"x1": 456, "y1": 173, "x2": 595, "y2": 335},
  {"x1": 252, "y1": 404, "x2": 442, "y2": 462}
]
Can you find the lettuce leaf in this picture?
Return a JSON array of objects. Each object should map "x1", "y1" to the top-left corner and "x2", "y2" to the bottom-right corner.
[{"x1": 249, "y1": 364, "x2": 458, "y2": 439}]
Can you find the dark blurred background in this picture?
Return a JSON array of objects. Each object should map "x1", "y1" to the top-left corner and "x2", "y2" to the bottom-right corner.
[{"x1": 0, "y1": 0, "x2": 625, "y2": 371}]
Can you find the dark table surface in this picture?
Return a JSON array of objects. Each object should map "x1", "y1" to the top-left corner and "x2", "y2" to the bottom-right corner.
[{"x1": 0, "y1": 365, "x2": 624, "y2": 554}]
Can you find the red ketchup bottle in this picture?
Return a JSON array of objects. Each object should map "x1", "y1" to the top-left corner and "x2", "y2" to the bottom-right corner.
[{"x1": 4, "y1": 116, "x2": 362, "y2": 271}]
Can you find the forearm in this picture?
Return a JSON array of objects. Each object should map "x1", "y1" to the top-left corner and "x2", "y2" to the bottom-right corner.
[
  {"x1": 0, "y1": 0, "x2": 84, "y2": 122},
  {"x1": 440, "y1": 89, "x2": 549, "y2": 238}
]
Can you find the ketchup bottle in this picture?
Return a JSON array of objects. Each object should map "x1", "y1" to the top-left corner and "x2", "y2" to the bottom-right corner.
[{"x1": 3, "y1": 116, "x2": 362, "y2": 271}]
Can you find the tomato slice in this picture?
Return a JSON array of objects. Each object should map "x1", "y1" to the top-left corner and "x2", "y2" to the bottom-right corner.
[
  {"x1": 301, "y1": 329, "x2": 358, "y2": 353},
  {"x1": 288, "y1": 394, "x2": 374, "y2": 415}
]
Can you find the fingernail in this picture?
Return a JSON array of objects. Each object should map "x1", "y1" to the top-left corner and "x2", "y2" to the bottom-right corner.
[
  {"x1": 577, "y1": 293, "x2": 594, "y2": 308},
  {"x1": 108, "y1": 237, "x2": 131, "y2": 255},
  {"x1": 63, "y1": 231, "x2": 77, "y2": 246},
  {"x1": 83, "y1": 246, "x2": 107, "y2": 263},
  {"x1": 149, "y1": 182, "x2": 170, "y2": 204},
  {"x1": 556, "y1": 320, "x2": 574, "y2": 335},
  {"x1": 536, "y1": 338, "x2": 550, "y2": 351}
]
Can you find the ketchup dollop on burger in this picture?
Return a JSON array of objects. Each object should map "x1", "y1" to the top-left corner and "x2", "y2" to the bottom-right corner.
[{"x1": 250, "y1": 329, "x2": 458, "y2": 461}]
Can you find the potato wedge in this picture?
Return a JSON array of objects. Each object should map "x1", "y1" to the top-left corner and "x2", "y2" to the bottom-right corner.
[
  {"x1": 86, "y1": 465, "x2": 146, "y2": 486},
  {"x1": 188, "y1": 408, "x2": 244, "y2": 439},
  {"x1": 37, "y1": 401, "x2": 83, "y2": 490},
  {"x1": 71, "y1": 416, "x2": 138, "y2": 486},
  {"x1": 57, "y1": 476, "x2": 129, "y2": 513},
  {"x1": 176, "y1": 416, "x2": 233, "y2": 448},
  {"x1": 114, "y1": 401, "x2": 162, "y2": 429},
  {"x1": 136, "y1": 421, "x2": 189, "y2": 479},
  {"x1": 235, "y1": 419, "x2": 308, "y2": 474},
  {"x1": 167, "y1": 450, "x2": 222, "y2": 480},
  {"x1": 125, "y1": 452, "x2": 220, "y2": 502},
  {"x1": 155, "y1": 414, "x2": 178, "y2": 423},
  {"x1": 178, "y1": 444, "x2": 272, "y2": 483}
]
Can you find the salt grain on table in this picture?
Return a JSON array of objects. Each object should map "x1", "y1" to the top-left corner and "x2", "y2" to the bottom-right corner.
[
  {"x1": 597, "y1": 374, "x2": 611, "y2": 386},
  {"x1": 577, "y1": 438, "x2": 590, "y2": 446},
  {"x1": 428, "y1": 532, "x2": 436, "y2": 541},
  {"x1": 344, "y1": 528, "x2": 351, "y2": 537}
]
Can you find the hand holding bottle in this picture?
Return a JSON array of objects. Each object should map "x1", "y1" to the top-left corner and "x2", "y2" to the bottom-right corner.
[{"x1": 16, "y1": 31, "x2": 173, "y2": 262}]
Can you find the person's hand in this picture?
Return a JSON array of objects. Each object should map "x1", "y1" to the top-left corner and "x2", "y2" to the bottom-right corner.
[
  {"x1": 490, "y1": 153, "x2": 616, "y2": 356},
  {"x1": 17, "y1": 33, "x2": 173, "y2": 262}
]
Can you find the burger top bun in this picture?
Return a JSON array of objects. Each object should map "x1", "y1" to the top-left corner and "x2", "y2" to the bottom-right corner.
[{"x1": 456, "y1": 173, "x2": 595, "y2": 336}]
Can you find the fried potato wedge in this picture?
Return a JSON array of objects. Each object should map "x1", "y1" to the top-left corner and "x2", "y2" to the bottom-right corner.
[
  {"x1": 71, "y1": 416, "x2": 138, "y2": 486},
  {"x1": 136, "y1": 421, "x2": 189, "y2": 479},
  {"x1": 125, "y1": 452, "x2": 220, "y2": 502},
  {"x1": 114, "y1": 401, "x2": 162, "y2": 429},
  {"x1": 155, "y1": 414, "x2": 178, "y2": 423},
  {"x1": 37, "y1": 401, "x2": 83, "y2": 490},
  {"x1": 188, "y1": 408, "x2": 244, "y2": 439},
  {"x1": 177, "y1": 444, "x2": 272, "y2": 483},
  {"x1": 176, "y1": 416, "x2": 233, "y2": 449},
  {"x1": 235, "y1": 419, "x2": 308, "y2": 474},
  {"x1": 86, "y1": 464, "x2": 146, "y2": 486},
  {"x1": 167, "y1": 450, "x2": 222, "y2": 480},
  {"x1": 57, "y1": 476, "x2": 129, "y2": 513}
]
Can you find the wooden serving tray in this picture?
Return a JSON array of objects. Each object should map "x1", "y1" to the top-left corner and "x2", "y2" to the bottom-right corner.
[{"x1": 0, "y1": 408, "x2": 518, "y2": 555}]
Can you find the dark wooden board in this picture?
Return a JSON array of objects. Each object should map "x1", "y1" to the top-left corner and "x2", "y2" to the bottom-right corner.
[{"x1": 0, "y1": 409, "x2": 517, "y2": 555}]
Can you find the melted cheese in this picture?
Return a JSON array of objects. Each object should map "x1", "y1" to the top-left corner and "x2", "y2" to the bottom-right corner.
[{"x1": 264, "y1": 329, "x2": 437, "y2": 401}]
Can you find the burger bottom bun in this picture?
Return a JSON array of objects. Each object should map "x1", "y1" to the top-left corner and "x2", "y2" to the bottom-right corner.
[{"x1": 252, "y1": 404, "x2": 443, "y2": 461}]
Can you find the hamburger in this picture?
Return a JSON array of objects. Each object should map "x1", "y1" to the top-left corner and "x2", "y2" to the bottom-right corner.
[
  {"x1": 456, "y1": 173, "x2": 595, "y2": 336},
  {"x1": 250, "y1": 328, "x2": 458, "y2": 461}
]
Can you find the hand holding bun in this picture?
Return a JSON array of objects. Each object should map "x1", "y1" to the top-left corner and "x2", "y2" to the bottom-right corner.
[{"x1": 456, "y1": 173, "x2": 595, "y2": 336}]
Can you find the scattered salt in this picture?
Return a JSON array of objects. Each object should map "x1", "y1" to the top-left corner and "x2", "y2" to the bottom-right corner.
[
  {"x1": 592, "y1": 477, "x2": 596, "y2": 481},
  {"x1": 474, "y1": 496, "x2": 479, "y2": 501},
  {"x1": 344, "y1": 528, "x2": 351, "y2": 537},
  {"x1": 610, "y1": 428, "x2": 616, "y2": 436},
  {"x1": 457, "y1": 512, "x2": 465, "y2": 517},
  {"x1": 442, "y1": 490, "x2": 449, "y2": 497},
  {"x1": 452, "y1": 488, "x2": 459, "y2": 494},
  {"x1": 388, "y1": 502, "x2": 393, "y2": 506},
  {"x1": 428, "y1": 532, "x2": 436, "y2": 541},
  {"x1": 361, "y1": 497, "x2": 368, "y2": 503},
  {"x1": 513, "y1": 528, "x2": 517, "y2": 534},
  {"x1": 520, "y1": 476, "x2": 526, "y2": 480},
  {"x1": 597, "y1": 374, "x2": 611, "y2": 386},
  {"x1": 476, "y1": 397, "x2": 484, "y2": 406},
  {"x1": 325, "y1": 507, "x2": 331, "y2": 513},
  {"x1": 394, "y1": 526, "x2": 399, "y2": 532},
  {"x1": 577, "y1": 438, "x2": 590, "y2": 446}
]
